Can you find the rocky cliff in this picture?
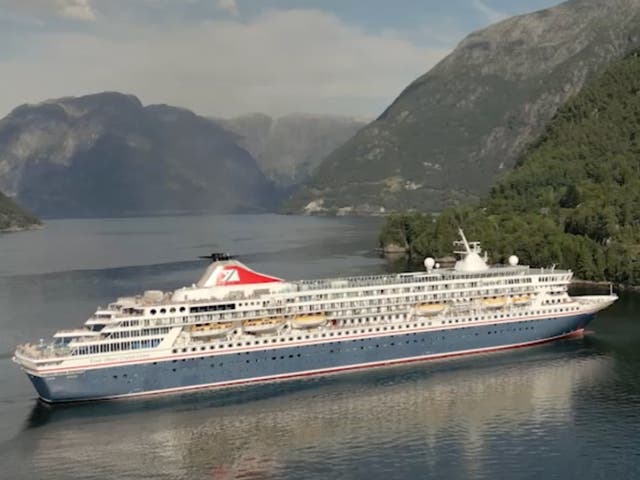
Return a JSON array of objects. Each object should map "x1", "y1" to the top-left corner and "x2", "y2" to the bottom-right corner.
[
  {"x1": 0, "y1": 92, "x2": 277, "y2": 217},
  {"x1": 290, "y1": 0, "x2": 640, "y2": 214},
  {"x1": 218, "y1": 113, "x2": 365, "y2": 187}
]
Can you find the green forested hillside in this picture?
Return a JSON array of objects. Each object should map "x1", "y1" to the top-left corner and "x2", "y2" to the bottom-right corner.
[
  {"x1": 0, "y1": 191, "x2": 41, "y2": 231},
  {"x1": 290, "y1": 0, "x2": 640, "y2": 215},
  {"x1": 380, "y1": 50, "x2": 640, "y2": 284}
]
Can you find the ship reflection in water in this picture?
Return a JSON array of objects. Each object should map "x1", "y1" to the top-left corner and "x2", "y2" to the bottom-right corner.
[{"x1": 19, "y1": 337, "x2": 611, "y2": 480}]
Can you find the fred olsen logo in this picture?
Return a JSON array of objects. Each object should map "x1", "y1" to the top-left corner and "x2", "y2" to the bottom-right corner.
[{"x1": 217, "y1": 268, "x2": 240, "y2": 284}]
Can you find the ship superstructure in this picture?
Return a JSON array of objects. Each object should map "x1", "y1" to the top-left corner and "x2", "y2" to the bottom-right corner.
[{"x1": 14, "y1": 231, "x2": 617, "y2": 403}]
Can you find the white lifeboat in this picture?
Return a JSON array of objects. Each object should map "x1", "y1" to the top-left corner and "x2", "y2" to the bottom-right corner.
[
  {"x1": 415, "y1": 303, "x2": 446, "y2": 316},
  {"x1": 482, "y1": 297, "x2": 507, "y2": 309},
  {"x1": 511, "y1": 295, "x2": 531, "y2": 306},
  {"x1": 243, "y1": 317, "x2": 285, "y2": 334},
  {"x1": 291, "y1": 313, "x2": 327, "y2": 329},
  {"x1": 190, "y1": 322, "x2": 235, "y2": 338}
]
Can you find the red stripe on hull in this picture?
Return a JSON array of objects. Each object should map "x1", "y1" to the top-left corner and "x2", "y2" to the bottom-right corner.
[
  {"x1": 29, "y1": 308, "x2": 597, "y2": 375},
  {"x1": 39, "y1": 328, "x2": 585, "y2": 404}
]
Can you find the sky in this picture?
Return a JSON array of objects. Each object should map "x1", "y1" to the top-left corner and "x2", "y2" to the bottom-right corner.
[{"x1": 0, "y1": 0, "x2": 561, "y2": 119}]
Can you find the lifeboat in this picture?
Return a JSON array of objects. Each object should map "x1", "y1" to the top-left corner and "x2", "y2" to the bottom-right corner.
[
  {"x1": 243, "y1": 317, "x2": 285, "y2": 334},
  {"x1": 291, "y1": 313, "x2": 327, "y2": 329},
  {"x1": 190, "y1": 322, "x2": 235, "y2": 338},
  {"x1": 511, "y1": 295, "x2": 531, "y2": 305},
  {"x1": 415, "y1": 303, "x2": 446, "y2": 316},
  {"x1": 482, "y1": 297, "x2": 507, "y2": 309}
]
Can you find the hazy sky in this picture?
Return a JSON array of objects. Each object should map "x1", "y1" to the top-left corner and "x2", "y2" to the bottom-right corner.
[{"x1": 0, "y1": 0, "x2": 560, "y2": 119}]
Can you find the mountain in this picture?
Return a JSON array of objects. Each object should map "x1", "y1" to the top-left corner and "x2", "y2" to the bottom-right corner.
[
  {"x1": 217, "y1": 113, "x2": 365, "y2": 187},
  {"x1": 0, "y1": 190, "x2": 41, "y2": 232},
  {"x1": 380, "y1": 49, "x2": 640, "y2": 285},
  {"x1": 0, "y1": 92, "x2": 277, "y2": 217},
  {"x1": 290, "y1": 0, "x2": 640, "y2": 215}
]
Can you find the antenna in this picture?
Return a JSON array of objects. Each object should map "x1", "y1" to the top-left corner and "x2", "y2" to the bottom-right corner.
[
  {"x1": 458, "y1": 229, "x2": 471, "y2": 253},
  {"x1": 454, "y1": 228, "x2": 480, "y2": 255},
  {"x1": 198, "y1": 253, "x2": 235, "y2": 262}
]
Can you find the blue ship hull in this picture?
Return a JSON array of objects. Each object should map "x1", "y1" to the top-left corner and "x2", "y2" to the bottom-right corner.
[{"x1": 28, "y1": 313, "x2": 594, "y2": 403}]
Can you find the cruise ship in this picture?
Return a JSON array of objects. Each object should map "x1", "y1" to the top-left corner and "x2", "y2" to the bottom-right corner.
[{"x1": 13, "y1": 231, "x2": 617, "y2": 403}]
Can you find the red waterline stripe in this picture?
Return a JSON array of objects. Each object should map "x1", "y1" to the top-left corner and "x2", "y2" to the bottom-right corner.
[
  {"x1": 27, "y1": 309, "x2": 595, "y2": 374},
  {"x1": 39, "y1": 329, "x2": 585, "y2": 404}
]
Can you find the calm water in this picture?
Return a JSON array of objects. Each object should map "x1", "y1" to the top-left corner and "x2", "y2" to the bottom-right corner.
[{"x1": 0, "y1": 214, "x2": 639, "y2": 480}]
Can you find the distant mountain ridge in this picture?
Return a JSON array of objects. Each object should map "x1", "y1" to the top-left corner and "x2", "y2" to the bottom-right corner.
[
  {"x1": 290, "y1": 0, "x2": 640, "y2": 215},
  {"x1": 0, "y1": 92, "x2": 277, "y2": 217},
  {"x1": 217, "y1": 113, "x2": 366, "y2": 187}
]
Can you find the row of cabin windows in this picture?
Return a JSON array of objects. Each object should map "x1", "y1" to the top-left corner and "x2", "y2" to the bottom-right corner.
[
  {"x1": 170, "y1": 308, "x2": 546, "y2": 355},
  {"x1": 146, "y1": 300, "x2": 268, "y2": 318},
  {"x1": 164, "y1": 321, "x2": 548, "y2": 365},
  {"x1": 109, "y1": 327, "x2": 170, "y2": 339},
  {"x1": 299, "y1": 273, "x2": 535, "y2": 296},
  {"x1": 74, "y1": 338, "x2": 161, "y2": 355},
  {"x1": 439, "y1": 305, "x2": 578, "y2": 325},
  {"x1": 296, "y1": 287, "x2": 535, "y2": 308},
  {"x1": 167, "y1": 304, "x2": 578, "y2": 356},
  {"x1": 190, "y1": 303, "x2": 235, "y2": 314},
  {"x1": 182, "y1": 288, "x2": 539, "y2": 323},
  {"x1": 117, "y1": 287, "x2": 564, "y2": 331},
  {"x1": 150, "y1": 307, "x2": 186, "y2": 315},
  {"x1": 163, "y1": 275, "x2": 552, "y2": 314},
  {"x1": 170, "y1": 319, "x2": 436, "y2": 354},
  {"x1": 117, "y1": 282, "x2": 545, "y2": 324},
  {"x1": 115, "y1": 294, "x2": 572, "y2": 342},
  {"x1": 297, "y1": 283, "x2": 535, "y2": 303}
]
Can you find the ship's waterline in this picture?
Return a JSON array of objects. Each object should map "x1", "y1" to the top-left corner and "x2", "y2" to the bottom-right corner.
[{"x1": 13, "y1": 230, "x2": 617, "y2": 403}]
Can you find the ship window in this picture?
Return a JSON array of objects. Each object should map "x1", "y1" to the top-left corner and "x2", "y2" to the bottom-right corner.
[
  {"x1": 179, "y1": 307, "x2": 185, "y2": 312},
  {"x1": 150, "y1": 310, "x2": 156, "y2": 315}
]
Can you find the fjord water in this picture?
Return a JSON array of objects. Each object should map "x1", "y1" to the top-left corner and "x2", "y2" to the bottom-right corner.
[{"x1": 1, "y1": 215, "x2": 639, "y2": 480}]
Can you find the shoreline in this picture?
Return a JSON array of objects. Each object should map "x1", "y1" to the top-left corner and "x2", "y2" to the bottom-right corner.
[
  {"x1": 379, "y1": 250, "x2": 636, "y2": 292},
  {"x1": 570, "y1": 278, "x2": 639, "y2": 292},
  {"x1": 0, "y1": 223, "x2": 43, "y2": 234}
]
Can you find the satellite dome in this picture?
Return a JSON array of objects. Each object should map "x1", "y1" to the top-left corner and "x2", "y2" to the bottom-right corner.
[
  {"x1": 508, "y1": 255, "x2": 519, "y2": 266},
  {"x1": 454, "y1": 252, "x2": 489, "y2": 272},
  {"x1": 424, "y1": 257, "x2": 436, "y2": 270}
]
